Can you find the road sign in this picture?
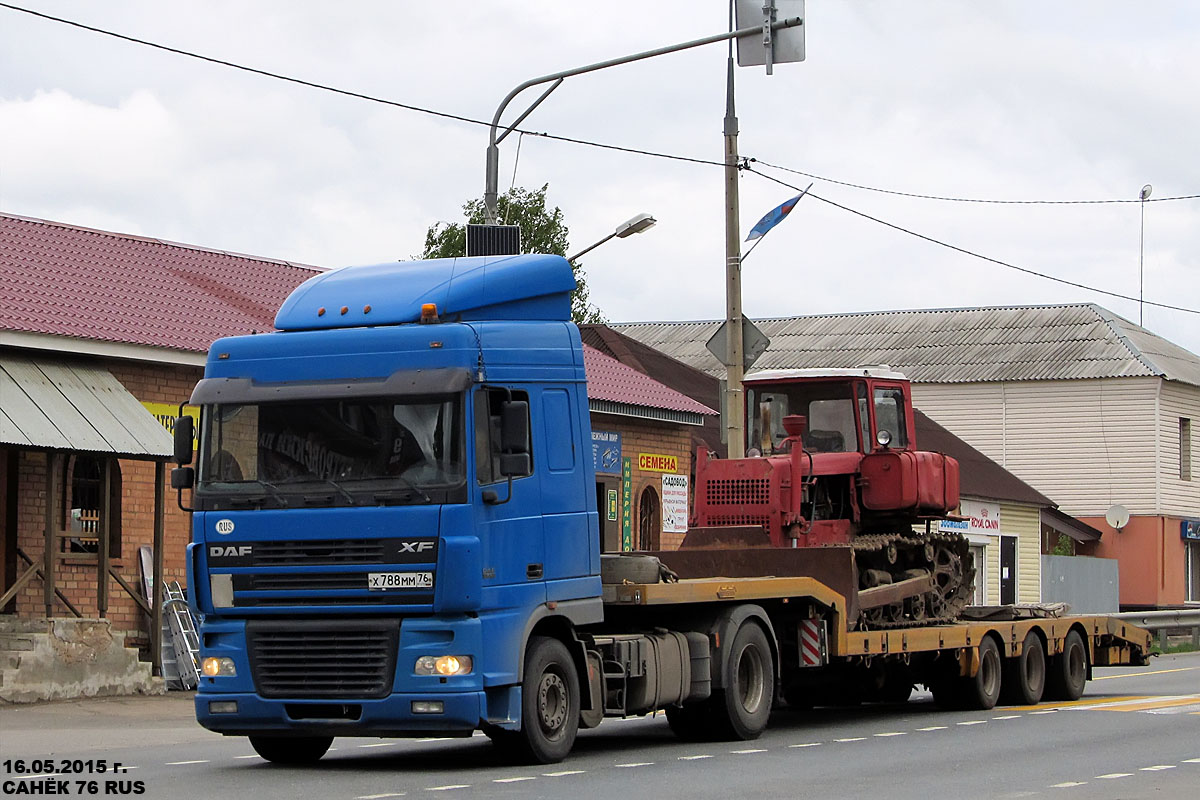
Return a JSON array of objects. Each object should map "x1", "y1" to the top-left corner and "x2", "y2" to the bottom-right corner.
[
  {"x1": 706, "y1": 318, "x2": 771, "y2": 371},
  {"x1": 735, "y1": 0, "x2": 805, "y2": 72}
]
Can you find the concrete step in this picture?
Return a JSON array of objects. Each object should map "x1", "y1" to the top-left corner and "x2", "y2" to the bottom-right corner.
[
  {"x1": 0, "y1": 617, "x2": 51, "y2": 635},
  {"x1": 0, "y1": 652, "x2": 20, "y2": 670},
  {"x1": 0, "y1": 634, "x2": 37, "y2": 651}
]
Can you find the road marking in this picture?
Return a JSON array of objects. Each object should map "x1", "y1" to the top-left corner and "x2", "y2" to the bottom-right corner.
[
  {"x1": 992, "y1": 715, "x2": 1021, "y2": 720},
  {"x1": 1008, "y1": 695, "x2": 1146, "y2": 711},
  {"x1": 789, "y1": 743, "x2": 822, "y2": 748},
  {"x1": 416, "y1": 737, "x2": 455, "y2": 742},
  {"x1": 615, "y1": 762, "x2": 653, "y2": 768},
  {"x1": 679, "y1": 754, "x2": 713, "y2": 760},
  {"x1": 1095, "y1": 774, "x2": 1131, "y2": 779},
  {"x1": 234, "y1": 755, "x2": 262, "y2": 760},
  {"x1": 917, "y1": 726, "x2": 948, "y2": 731},
  {"x1": 359, "y1": 742, "x2": 398, "y2": 748},
  {"x1": 358, "y1": 794, "x2": 407, "y2": 799},
  {"x1": 542, "y1": 770, "x2": 584, "y2": 776},
  {"x1": 1050, "y1": 781, "x2": 1087, "y2": 788},
  {"x1": 1030, "y1": 710, "x2": 1059, "y2": 715},
  {"x1": 1139, "y1": 765, "x2": 1176, "y2": 771},
  {"x1": 1183, "y1": 758, "x2": 1200, "y2": 763},
  {"x1": 874, "y1": 732, "x2": 907, "y2": 737},
  {"x1": 1093, "y1": 666, "x2": 1200, "y2": 680},
  {"x1": 165, "y1": 760, "x2": 209, "y2": 765},
  {"x1": 731, "y1": 748, "x2": 767, "y2": 754},
  {"x1": 493, "y1": 777, "x2": 535, "y2": 783},
  {"x1": 835, "y1": 737, "x2": 866, "y2": 742},
  {"x1": 957, "y1": 720, "x2": 987, "y2": 725},
  {"x1": 1073, "y1": 695, "x2": 1200, "y2": 712},
  {"x1": 425, "y1": 786, "x2": 470, "y2": 791}
]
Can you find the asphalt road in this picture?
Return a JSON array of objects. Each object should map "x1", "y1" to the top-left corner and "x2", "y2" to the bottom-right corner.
[{"x1": 2, "y1": 653, "x2": 1196, "y2": 800}]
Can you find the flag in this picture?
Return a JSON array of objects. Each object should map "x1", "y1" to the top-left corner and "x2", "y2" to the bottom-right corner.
[{"x1": 745, "y1": 184, "x2": 811, "y2": 242}]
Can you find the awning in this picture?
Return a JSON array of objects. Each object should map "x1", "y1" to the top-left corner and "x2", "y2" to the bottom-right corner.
[
  {"x1": 1041, "y1": 507, "x2": 1104, "y2": 543},
  {"x1": 0, "y1": 354, "x2": 173, "y2": 458}
]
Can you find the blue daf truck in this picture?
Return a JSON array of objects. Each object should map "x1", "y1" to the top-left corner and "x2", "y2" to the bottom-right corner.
[{"x1": 171, "y1": 253, "x2": 1150, "y2": 765}]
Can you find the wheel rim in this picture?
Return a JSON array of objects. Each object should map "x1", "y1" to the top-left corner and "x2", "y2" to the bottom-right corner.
[
  {"x1": 1067, "y1": 642, "x2": 1085, "y2": 684},
  {"x1": 1025, "y1": 643, "x2": 1045, "y2": 690},
  {"x1": 736, "y1": 644, "x2": 766, "y2": 714},
  {"x1": 981, "y1": 647, "x2": 1000, "y2": 697},
  {"x1": 537, "y1": 670, "x2": 568, "y2": 739}
]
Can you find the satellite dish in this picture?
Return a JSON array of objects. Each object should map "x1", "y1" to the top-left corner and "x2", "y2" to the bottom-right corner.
[{"x1": 1105, "y1": 504, "x2": 1130, "y2": 531}]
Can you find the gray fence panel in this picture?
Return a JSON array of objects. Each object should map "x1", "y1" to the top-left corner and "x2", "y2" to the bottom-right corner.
[{"x1": 1041, "y1": 555, "x2": 1119, "y2": 614}]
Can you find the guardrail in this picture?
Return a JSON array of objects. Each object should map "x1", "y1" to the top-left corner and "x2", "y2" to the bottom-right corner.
[{"x1": 1112, "y1": 609, "x2": 1200, "y2": 649}]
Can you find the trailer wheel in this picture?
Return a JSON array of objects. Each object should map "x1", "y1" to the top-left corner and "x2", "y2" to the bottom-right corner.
[
  {"x1": 960, "y1": 637, "x2": 1002, "y2": 710},
  {"x1": 710, "y1": 622, "x2": 774, "y2": 740},
  {"x1": 512, "y1": 636, "x2": 580, "y2": 764},
  {"x1": 1045, "y1": 630, "x2": 1088, "y2": 701},
  {"x1": 248, "y1": 735, "x2": 333, "y2": 765},
  {"x1": 1000, "y1": 632, "x2": 1046, "y2": 705}
]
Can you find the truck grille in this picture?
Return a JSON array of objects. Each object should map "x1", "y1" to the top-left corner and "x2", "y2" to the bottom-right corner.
[
  {"x1": 247, "y1": 619, "x2": 398, "y2": 699},
  {"x1": 251, "y1": 540, "x2": 386, "y2": 566}
]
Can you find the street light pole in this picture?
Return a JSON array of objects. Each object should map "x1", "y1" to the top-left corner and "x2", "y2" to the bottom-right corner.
[
  {"x1": 482, "y1": 18, "x2": 803, "y2": 224},
  {"x1": 567, "y1": 213, "x2": 657, "y2": 263},
  {"x1": 723, "y1": 50, "x2": 746, "y2": 458},
  {"x1": 1139, "y1": 183, "x2": 1152, "y2": 326}
]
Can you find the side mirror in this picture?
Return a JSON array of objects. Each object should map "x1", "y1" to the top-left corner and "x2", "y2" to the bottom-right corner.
[
  {"x1": 171, "y1": 466, "x2": 195, "y2": 490},
  {"x1": 174, "y1": 416, "x2": 194, "y2": 465},
  {"x1": 500, "y1": 400, "x2": 529, "y2": 455}
]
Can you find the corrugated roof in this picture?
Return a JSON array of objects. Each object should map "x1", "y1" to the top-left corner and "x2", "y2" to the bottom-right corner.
[
  {"x1": 582, "y1": 344, "x2": 716, "y2": 418},
  {"x1": 614, "y1": 304, "x2": 1200, "y2": 387},
  {"x1": 0, "y1": 212, "x2": 322, "y2": 354},
  {"x1": 0, "y1": 354, "x2": 172, "y2": 458}
]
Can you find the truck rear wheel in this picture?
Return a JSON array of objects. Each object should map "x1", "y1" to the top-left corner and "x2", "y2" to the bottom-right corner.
[
  {"x1": 512, "y1": 636, "x2": 580, "y2": 764},
  {"x1": 1044, "y1": 629, "x2": 1088, "y2": 701},
  {"x1": 711, "y1": 622, "x2": 774, "y2": 740},
  {"x1": 248, "y1": 735, "x2": 333, "y2": 765},
  {"x1": 960, "y1": 637, "x2": 1002, "y2": 710},
  {"x1": 1000, "y1": 632, "x2": 1045, "y2": 705}
]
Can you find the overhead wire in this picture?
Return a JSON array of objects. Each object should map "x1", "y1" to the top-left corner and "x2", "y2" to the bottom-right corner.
[{"x1": 743, "y1": 165, "x2": 1200, "y2": 316}]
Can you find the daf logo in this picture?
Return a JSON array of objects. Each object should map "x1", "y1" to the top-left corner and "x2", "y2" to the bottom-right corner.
[
  {"x1": 210, "y1": 545, "x2": 252, "y2": 558},
  {"x1": 215, "y1": 519, "x2": 235, "y2": 535},
  {"x1": 398, "y1": 541, "x2": 435, "y2": 554}
]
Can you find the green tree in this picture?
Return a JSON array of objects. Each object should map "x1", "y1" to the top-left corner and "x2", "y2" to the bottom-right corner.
[{"x1": 420, "y1": 184, "x2": 604, "y2": 324}]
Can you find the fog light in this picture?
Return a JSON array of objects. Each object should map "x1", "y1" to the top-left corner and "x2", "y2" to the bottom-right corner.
[
  {"x1": 209, "y1": 701, "x2": 238, "y2": 714},
  {"x1": 202, "y1": 656, "x2": 237, "y2": 677},
  {"x1": 411, "y1": 701, "x2": 444, "y2": 714},
  {"x1": 414, "y1": 655, "x2": 473, "y2": 676}
]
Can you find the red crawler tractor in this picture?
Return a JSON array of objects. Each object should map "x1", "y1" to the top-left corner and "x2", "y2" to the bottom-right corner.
[{"x1": 688, "y1": 367, "x2": 974, "y2": 628}]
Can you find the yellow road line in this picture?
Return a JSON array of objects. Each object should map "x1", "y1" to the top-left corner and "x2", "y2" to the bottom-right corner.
[
  {"x1": 1092, "y1": 666, "x2": 1200, "y2": 680},
  {"x1": 1007, "y1": 695, "x2": 1147, "y2": 711},
  {"x1": 1094, "y1": 696, "x2": 1200, "y2": 712}
]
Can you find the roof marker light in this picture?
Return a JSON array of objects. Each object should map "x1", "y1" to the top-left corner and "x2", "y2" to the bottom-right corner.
[
  {"x1": 363, "y1": 305, "x2": 372, "y2": 314},
  {"x1": 317, "y1": 307, "x2": 326, "y2": 317},
  {"x1": 420, "y1": 303, "x2": 440, "y2": 324},
  {"x1": 340, "y1": 306, "x2": 349, "y2": 315}
]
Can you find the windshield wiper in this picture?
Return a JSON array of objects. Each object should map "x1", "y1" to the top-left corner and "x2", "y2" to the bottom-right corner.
[
  {"x1": 223, "y1": 479, "x2": 288, "y2": 507},
  {"x1": 276, "y1": 475, "x2": 356, "y2": 505},
  {"x1": 373, "y1": 474, "x2": 431, "y2": 504}
]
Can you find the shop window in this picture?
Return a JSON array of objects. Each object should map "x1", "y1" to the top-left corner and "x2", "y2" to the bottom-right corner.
[
  {"x1": 638, "y1": 486, "x2": 660, "y2": 551},
  {"x1": 1187, "y1": 541, "x2": 1200, "y2": 603},
  {"x1": 62, "y1": 455, "x2": 121, "y2": 557}
]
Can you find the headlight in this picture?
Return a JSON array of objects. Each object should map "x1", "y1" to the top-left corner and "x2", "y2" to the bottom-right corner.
[
  {"x1": 876, "y1": 429, "x2": 893, "y2": 447},
  {"x1": 202, "y1": 656, "x2": 237, "y2": 677},
  {"x1": 414, "y1": 655, "x2": 473, "y2": 676}
]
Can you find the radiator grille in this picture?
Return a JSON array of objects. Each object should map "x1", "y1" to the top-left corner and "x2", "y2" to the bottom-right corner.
[
  {"x1": 705, "y1": 478, "x2": 771, "y2": 506},
  {"x1": 251, "y1": 540, "x2": 386, "y2": 566},
  {"x1": 247, "y1": 620, "x2": 398, "y2": 699}
]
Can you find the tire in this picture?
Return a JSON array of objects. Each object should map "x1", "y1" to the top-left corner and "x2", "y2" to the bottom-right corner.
[
  {"x1": 709, "y1": 622, "x2": 774, "y2": 740},
  {"x1": 1045, "y1": 629, "x2": 1088, "y2": 701},
  {"x1": 959, "y1": 637, "x2": 1002, "y2": 710},
  {"x1": 248, "y1": 735, "x2": 333, "y2": 765},
  {"x1": 1000, "y1": 632, "x2": 1046, "y2": 706},
  {"x1": 510, "y1": 636, "x2": 580, "y2": 764}
]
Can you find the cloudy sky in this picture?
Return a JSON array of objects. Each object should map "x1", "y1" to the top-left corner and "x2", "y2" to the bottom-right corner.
[{"x1": 2, "y1": 1, "x2": 1198, "y2": 354}]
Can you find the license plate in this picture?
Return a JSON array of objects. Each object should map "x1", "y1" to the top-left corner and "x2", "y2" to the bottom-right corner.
[{"x1": 368, "y1": 571, "x2": 433, "y2": 590}]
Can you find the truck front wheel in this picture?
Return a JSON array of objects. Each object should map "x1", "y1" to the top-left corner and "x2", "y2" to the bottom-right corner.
[
  {"x1": 248, "y1": 735, "x2": 333, "y2": 765},
  {"x1": 514, "y1": 636, "x2": 580, "y2": 764}
]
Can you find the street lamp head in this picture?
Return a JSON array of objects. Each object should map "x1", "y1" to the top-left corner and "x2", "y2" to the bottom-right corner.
[
  {"x1": 615, "y1": 213, "x2": 657, "y2": 238},
  {"x1": 1140, "y1": 184, "x2": 1153, "y2": 201}
]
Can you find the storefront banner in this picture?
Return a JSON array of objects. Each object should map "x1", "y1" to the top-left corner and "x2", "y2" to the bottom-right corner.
[
  {"x1": 661, "y1": 474, "x2": 689, "y2": 534},
  {"x1": 592, "y1": 430, "x2": 622, "y2": 474}
]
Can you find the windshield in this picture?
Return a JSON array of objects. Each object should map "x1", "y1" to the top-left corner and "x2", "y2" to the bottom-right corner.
[
  {"x1": 196, "y1": 395, "x2": 465, "y2": 509},
  {"x1": 749, "y1": 381, "x2": 863, "y2": 455}
]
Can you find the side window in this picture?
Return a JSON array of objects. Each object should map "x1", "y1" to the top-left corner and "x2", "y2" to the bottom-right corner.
[
  {"x1": 856, "y1": 383, "x2": 870, "y2": 453},
  {"x1": 474, "y1": 388, "x2": 532, "y2": 484},
  {"x1": 873, "y1": 386, "x2": 909, "y2": 449}
]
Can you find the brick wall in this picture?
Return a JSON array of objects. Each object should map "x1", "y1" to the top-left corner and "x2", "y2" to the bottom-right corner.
[
  {"x1": 590, "y1": 413, "x2": 697, "y2": 551},
  {"x1": 7, "y1": 358, "x2": 201, "y2": 640}
]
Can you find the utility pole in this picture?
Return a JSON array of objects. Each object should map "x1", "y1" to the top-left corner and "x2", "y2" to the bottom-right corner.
[{"x1": 723, "y1": 50, "x2": 746, "y2": 458}]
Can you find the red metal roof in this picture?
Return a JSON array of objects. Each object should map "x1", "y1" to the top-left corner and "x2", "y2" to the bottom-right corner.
[
  {"x1": 583, "y1": 344, "x2": 716, "y2": 416},
  {"x1": 0, "y1": 212, "x2": 322, "y2": 354}
]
